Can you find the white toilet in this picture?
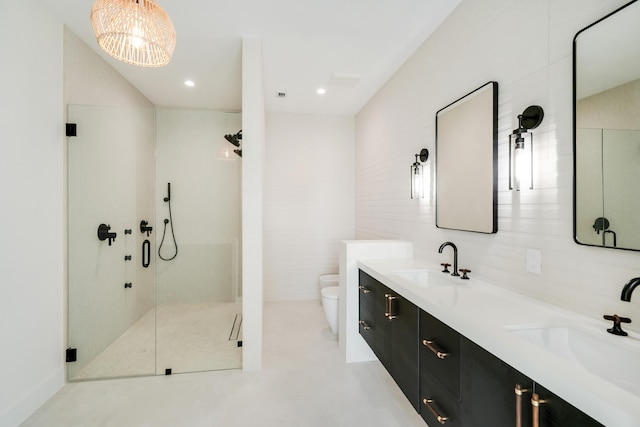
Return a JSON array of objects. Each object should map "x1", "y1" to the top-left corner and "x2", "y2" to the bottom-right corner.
[{"x1": 319, "y1": 274, "x2": 339, "y2": 335}]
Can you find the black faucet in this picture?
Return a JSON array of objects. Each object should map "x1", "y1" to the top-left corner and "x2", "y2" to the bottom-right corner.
[
  {"x1": 438, "y1": 242, "x2": 459, "y2": 277},
  {"x1": 621, "y1": 277, "x2": 640, "y2": 301}
]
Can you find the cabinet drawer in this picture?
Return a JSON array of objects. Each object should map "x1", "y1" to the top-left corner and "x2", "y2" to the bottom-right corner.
[
  {"x1": 358, "y1": 305, "x2": 388, "y2": 363},
  {"x1": 358, "y1": 270, "x2": 385, "y2": 312},
  {"x1": 420, "y1": 310, "x2": 461, "y2": 398},
  {"x1": 420, "y1": 371, "x2": 462, "y2": 427}
]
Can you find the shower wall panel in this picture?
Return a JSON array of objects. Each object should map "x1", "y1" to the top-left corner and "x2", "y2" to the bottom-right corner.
[{"x1": 155, "y1": 108, "x2": 242, "y2": 306}]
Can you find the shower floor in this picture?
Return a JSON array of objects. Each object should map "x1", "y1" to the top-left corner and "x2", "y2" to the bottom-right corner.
[{"x1": 73, "y1": 302, "x2": 242, "y2": 380}]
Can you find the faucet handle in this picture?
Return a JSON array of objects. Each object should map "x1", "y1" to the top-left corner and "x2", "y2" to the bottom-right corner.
[
  {"x1": 440, "y1": 263, "x2": 451, "y2": 273},
  {"x1": 459, "y1": 269, "x2": 471, "y2": 280},
  {"x1": 604, "y1": 314, "x2": 631, "y2": 336}
]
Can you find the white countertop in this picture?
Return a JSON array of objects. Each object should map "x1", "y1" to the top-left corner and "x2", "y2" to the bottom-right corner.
[{"x1": 357, "y1": 257, "x2": 640, "y2": 427}]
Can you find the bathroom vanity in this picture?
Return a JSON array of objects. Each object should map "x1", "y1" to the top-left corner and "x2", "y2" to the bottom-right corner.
[{"x1": 355, "y1": 258, "x2": 640, "y2": 427}]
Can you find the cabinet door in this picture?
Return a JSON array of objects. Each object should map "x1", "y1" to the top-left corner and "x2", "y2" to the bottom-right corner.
[
  {"x1": 358, "y1": 271, "x2": 391, "y2": 366},
  {"x1": 461, "y1": 337, "x2": 603, "y2": 427},
  {"x1": 358, "y1": 270, "x2": 419, "y2": 412},
  {"x1": 460, "y1": 337, "x2": 531, "y2": 427},
  {"x1": 389, "y1": 292, "x2": 420, "y2": 411},
  {"x1": 534, "y1": 382, "x2": 603, "y2": 427},
  {"x1": 420, "y1": 310, "x2": 461, "y2": 399}
]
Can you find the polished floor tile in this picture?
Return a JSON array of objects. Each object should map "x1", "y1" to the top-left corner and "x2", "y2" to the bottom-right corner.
[{"x1": 21, "y1": 301, "x2": 424, "y2": 427}]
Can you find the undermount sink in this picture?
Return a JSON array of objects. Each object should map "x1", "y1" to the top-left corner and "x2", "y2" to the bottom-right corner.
[
  {"x1": 507, "y1": 323, "x2": 640, "y2": 396},
  {"x1": 391, "y1": 269, "x2": 454, "y2": 287}
]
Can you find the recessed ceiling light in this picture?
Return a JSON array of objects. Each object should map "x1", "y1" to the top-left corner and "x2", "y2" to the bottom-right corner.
[
  {"x1": 184, "y1": 80, "x2": 195, "y2": 87},
  {"x1": 316, "y1": 88, "x2": 326, "y2": 95}
]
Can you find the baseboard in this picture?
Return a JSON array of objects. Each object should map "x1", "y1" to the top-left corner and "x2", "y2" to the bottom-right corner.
[{"x1": 1, "y1": 367, "x2": 64, "y2": 427}]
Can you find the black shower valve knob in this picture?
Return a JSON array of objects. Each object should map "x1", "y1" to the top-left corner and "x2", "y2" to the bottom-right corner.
[
  {"x1": 140, "y1": 220, "x2": 153, "y2": 236},
  {"x1": 97, "y1": 224, "x2": 117, "y2": 246}
]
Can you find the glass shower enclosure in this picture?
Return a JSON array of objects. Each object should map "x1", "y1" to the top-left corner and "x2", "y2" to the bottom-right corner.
[{"x1": 67, "y1": 105, "x2": 242, "y2": 380}]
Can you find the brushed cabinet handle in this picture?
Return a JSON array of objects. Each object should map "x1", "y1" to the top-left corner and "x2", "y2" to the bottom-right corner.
[
  {"x1": 514, "y1": 383, "x2": 530, "y2": 427},
  {"x1": 358, "y1": 320, "x2": 371, "y2": 330},
  {"x1": 531, "y1": 393, "x2": 547, "y2": 427},
  {"x1": 358, "y1": 285, "x2": 370, "y2": 294},
  {"x1": 422, "y1": 339, "x2": 449, "y2": 359},
  {"x1": 422, "y1": 398, "x2": 448, "y2": 425},
  {"x1": 385, "y1": 294, "x2": 397, "y2": 320}
]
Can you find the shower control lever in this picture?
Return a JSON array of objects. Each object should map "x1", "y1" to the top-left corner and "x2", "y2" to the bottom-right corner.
[
  {"x1": 124, "y1": 255, "x2": 132, "y2": 261},
  {"x1": 140, "y1": 220, "x2": 153, "y2": 236},
  {"x1": 97, "y1": 224, "x2": 117, "y2": 246},
  {"x1": 124, "y1": 283, "x2": 132, "y2": 289}
]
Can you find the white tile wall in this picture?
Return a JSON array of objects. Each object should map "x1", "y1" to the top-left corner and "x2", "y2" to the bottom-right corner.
[
  {"x1": 355, "y1": 0, "x2": 640, "y2": 330},
  {"x1": 264, "y1": 113, "x2": 355, "y2": 301}
]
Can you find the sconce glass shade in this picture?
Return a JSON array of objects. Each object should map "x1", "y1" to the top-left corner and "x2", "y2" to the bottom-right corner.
[
  {"x1": 509, "y1": 105, "x2": 543, "y2": 191},
  {"x1": 411, "y1": 159, "x2": 424, "y2": 199},
  {"x1": 411, "y1": 148, "x2": 429, "y2": 199},
  {"x1": 90, "y1": 0, "x2": 176, "y2": 67},
  {"x1": 509, "y1": 130, "x2": 533, "y2": 191}
]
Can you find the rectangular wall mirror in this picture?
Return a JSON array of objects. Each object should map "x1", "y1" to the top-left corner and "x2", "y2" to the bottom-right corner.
[
  {"x1": 574, "y1": 0, "x2": 640, "y2": 251},
  {"x1": 436, "y1": 81, "x2": 498, "y2": 234}
]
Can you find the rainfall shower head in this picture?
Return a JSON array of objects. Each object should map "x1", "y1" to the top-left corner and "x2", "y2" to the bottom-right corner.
[{"x1": 224, "y1": 130, "x2": 242, "y2": 147}]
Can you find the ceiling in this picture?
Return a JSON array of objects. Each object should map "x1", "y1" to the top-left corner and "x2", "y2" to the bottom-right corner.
[{"x1": 40, "y1": 0, "x2": 461, "y2": 115}]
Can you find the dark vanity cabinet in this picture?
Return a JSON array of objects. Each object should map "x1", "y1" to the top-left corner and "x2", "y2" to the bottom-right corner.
[
  {"x1": 460, "y1": 337, "x2": 603, "y2": 427},
  {"x1": 358, "y1": 270, "x2": 420, "y2": 411},
  {"x1": 358, "y1": 269, "x2": 605, "y2": 427}
]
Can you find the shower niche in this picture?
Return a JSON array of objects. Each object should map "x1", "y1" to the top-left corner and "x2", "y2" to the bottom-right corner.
[{"x1": 67, "y1": 105, "x2": 242, "y2": 380}]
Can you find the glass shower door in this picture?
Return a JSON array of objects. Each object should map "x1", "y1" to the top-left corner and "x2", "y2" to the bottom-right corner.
[
  {"x1": 67, "y1": 105, "x2": 242, "y2": 380},
  {"x1": 67, "y1": 104, "x2": 156, "y2": 380}
]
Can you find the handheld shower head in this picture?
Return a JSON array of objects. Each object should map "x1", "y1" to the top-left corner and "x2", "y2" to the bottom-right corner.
[{"x1": 163, "y1": 182, "x2": 171, "y2": 202}]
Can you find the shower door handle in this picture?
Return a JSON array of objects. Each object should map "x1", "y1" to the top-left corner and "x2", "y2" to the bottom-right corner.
[{"x1": 142, "y1": 239, "x2": 150, "y2": 268}]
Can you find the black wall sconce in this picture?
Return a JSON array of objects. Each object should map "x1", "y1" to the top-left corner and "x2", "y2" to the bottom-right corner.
[
  {"x1": 411, "y1": 148, "x2": 429, "y2": 199},
  {"x1": 509, "y1": 105, "x2": 544, "y2": 191}
]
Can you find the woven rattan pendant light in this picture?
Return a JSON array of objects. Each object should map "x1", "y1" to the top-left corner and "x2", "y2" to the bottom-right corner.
[{"x1": 90, "y1": 0, "x2": 176, "y2": 67}]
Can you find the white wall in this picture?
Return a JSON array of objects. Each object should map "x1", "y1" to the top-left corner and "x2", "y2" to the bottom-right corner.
[
  {"x1": 264, "y1": 113, "x2": 355, "y2": 301},
  {"x1": 241, "y1": 38, "x2": 265, "y2": 371},
  {"x1": 0, "y1": 3, "x2": 64, "y2": 426},
  {"x1": 355, "y1": 0, "x2": 640, "y2": 331}
]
